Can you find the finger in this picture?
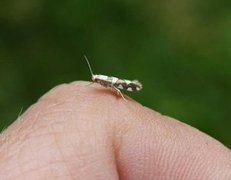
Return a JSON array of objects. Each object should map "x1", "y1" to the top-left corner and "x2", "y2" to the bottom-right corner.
[{"x1": 0, "y1": 81, "x2": 230, "y2": 180}]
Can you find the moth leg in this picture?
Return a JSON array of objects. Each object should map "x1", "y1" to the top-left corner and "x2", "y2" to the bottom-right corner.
[
  {"x1": 113, "y1": 87, "x2": 127, "y2": 102},
  {"x1": 85, "y1": 82, "x2": 95, "y2": 86}
]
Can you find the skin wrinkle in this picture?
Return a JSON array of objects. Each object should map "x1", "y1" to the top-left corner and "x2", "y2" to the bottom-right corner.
[
  {"x1": 18, "y1": 138, "x2": 30, "y2": 179},
  {"x1": 15, "y1": 121, "x2": 76, "y2": 179},
  {"x1": 43, "y1": 101, "x2": 92, "y2": 177},
  {"x1": 63, "y1": 134, "x2": 85, "y2": 179},
  {"x1": 50, "y1": 125, "x2": 73, "y2": 178},
  {"x1": 2, "y1": 141, "x2": 35, "y2": 179},
  {"x1": 3, "y1": 133, "x2": 55, "y2": 178},
  {"x1": 108, "y1": 99, "x2": 139, "y2": 179},
  {"x1": 18, "y1": 162, "x2": 71, "y2": 180},
  {"x1": 0, "y1": 132, "x2": 11, "y2": 158},
  {"x1": 25, "y1": 98, "x2": 87, "y2": 138},
  {"x1": 162, "y1": 124, "x2": 203, "y2": 178},
  {"x1": 20, "y1": 137, "x2": 40, "y2": 179},
  {"x1": 0, "y1": 133, "x2": 23, "y2": 169},
  {"x1": 172, "y1": 145, "x2": 192, "y2": 179},
  {"x1": 105, "y1": 101, "x2": 123, "y2": 179},
  {"x1": 168, "y1": 143, "x2": 193, "y2": 179},
  {"x1": 118, "y1": 105, "x2": 156, "y2": 179}
]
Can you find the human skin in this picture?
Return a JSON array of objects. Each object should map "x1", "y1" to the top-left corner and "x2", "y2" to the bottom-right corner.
[{"x1": 0, "y1": 81, "x2": 230, "y2": 180}]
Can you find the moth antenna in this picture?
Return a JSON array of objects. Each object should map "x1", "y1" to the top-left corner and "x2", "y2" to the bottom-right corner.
[{"x1": 84, "y1": 55, "x2": 94, "y2": 76}]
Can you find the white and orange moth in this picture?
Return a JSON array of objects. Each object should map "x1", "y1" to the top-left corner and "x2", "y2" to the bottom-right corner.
[{"x1": 84, "y1": 55, "x2": 142, "y2": 101}]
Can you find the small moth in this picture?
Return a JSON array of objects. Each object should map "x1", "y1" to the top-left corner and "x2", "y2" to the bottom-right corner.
[{"x1": 84, "y1": 55, "x2": 142, "y2": 101}]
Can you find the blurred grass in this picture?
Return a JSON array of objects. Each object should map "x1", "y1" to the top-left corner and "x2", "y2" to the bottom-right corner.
[{"x1": 0, "y1": 0, "x2": 230, "y2": 147}]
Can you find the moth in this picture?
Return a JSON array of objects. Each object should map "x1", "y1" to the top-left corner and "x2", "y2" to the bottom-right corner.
[{"x1": 84, "y1": 55, "x2": 142, "y2": 101}]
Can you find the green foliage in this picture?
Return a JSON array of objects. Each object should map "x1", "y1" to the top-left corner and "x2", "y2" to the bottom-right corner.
[{"x1": 0, "y1": 0, "x2": 230, "y2": 147}]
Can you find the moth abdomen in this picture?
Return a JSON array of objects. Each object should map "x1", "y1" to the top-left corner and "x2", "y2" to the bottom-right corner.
[{"x1": 114, "y1": 79, "x2": 142, "y2": 91}]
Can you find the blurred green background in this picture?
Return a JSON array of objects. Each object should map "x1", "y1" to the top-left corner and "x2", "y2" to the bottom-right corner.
[{"x1": 0, "y1": 0, "x2": 230, "y2": 147}]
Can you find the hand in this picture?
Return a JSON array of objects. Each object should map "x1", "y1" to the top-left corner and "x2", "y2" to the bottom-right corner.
[{"x1": 0, "y1": 81, "x2": 230, "y2": 179}]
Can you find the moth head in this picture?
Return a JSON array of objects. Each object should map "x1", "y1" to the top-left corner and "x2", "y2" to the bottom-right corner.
[{"x1": 92, "y1": 75, "x2": 96, "y2": 82}]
